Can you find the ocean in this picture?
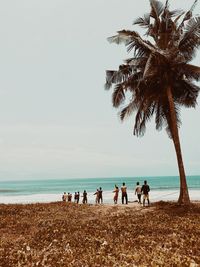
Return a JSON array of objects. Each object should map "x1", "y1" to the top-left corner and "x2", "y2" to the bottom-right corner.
[{"x1": 0, "y1": 175, "x2": 200, "y2": 204}]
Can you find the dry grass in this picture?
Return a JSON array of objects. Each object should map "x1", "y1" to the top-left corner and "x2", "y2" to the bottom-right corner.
[{"x1": 0, "y1": 201, "x2": 199, "y2": 267}]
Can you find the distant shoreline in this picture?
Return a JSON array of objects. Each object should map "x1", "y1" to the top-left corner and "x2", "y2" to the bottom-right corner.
[
  {"x1": 0, "y1": 188, "x2": 200, "y2": 204},
  {"x1": 0, "y1": 200, "x2": 200, "y2": 208},
  {"x1": 0, "y1": 174, "x2": 200, "y2": 182}
]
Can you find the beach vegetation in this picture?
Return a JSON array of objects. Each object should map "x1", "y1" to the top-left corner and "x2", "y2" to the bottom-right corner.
[
  {"x1": 1, "y1": 202, "x2": 200, "y2": 265},
  {"x1": 105, "y1": 0, "x2": 200, "y2": 205}
]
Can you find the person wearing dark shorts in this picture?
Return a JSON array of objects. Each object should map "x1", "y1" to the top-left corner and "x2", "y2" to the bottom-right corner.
[
  {"x1": 121, "y1": 182, "x2": 128, "y2": 204},
  {"x1": 98, "y1": 187, "x2": 103, "y2": 204},
  {"x1": 76, "y1": 192, "x2": 80, "y2": 204},
  {"x1": 82, "y1": 190, "x2": 87, "y2": 204},
  {"x1": 141, "y1": 180, "x2": 150, "y2": 206}
]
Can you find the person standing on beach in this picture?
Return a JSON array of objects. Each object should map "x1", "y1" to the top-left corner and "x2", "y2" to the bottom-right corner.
[
  {"x1": 113, "y1": 185, "x2": 119, "y2": 204},
  {"x1": 135, "y1": 182, "x2": 142, "y2": 204},
  {"x1": 141, "y1": 180, "x2": 150, "y2": 206},
  {"x1": 76, "y1": 191, "x2": 80, "y2": 204},
  {"x1": 67, "y1": 193, "x2": 72, "y2": 202},
  {"x1": 94, "y1": 189, "x2": 99, "y2": 204},
  {"x1": 62, "y1": 192, "x2": 67, "y2": 202},
  {"x1": 98, "y1": 187, "x2": 103, "y2": 204},
  {"x1": 82, "y1": 190, "x2": 87, "y2": 204},
  {"x1": 121, "y1": 182, "x2": 128, "y2": 204}
]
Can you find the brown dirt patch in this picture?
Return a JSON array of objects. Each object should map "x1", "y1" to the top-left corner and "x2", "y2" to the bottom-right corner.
[{"x1": 0, "y1": 201, "x2": 199, "y2": 266}]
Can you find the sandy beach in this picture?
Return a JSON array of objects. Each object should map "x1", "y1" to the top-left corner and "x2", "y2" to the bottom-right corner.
[{"x1": 0, "y1": 201, "x2": 199, "y2": 266}]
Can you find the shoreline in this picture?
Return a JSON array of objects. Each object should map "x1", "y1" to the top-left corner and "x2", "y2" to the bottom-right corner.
[
  {"x1": 1, "y1": 188, "x2": 200, "y2": 204},
  {"x1": 0, "y1": 199, "x2": 199, "y2": 208}
]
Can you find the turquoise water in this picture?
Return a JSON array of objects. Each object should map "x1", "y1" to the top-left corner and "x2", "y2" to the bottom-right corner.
[{"x1": 0, "y1": 176, "x2": 199, "y2": 196}]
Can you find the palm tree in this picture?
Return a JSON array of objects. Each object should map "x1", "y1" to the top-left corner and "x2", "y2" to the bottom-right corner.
[{"x1": 105, "y1": 0, "x2": 200, "y2": 204}]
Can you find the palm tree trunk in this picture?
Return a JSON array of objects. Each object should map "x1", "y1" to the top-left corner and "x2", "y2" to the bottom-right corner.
[{"x1": 167, "y1": 86, "x2": 190, "y2": 205}]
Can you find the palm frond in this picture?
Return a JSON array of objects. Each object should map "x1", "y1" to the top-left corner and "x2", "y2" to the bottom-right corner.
[
  {"x1": 133, "y1": 13, "x2": 150, "y2": 28},
  {"x1": 165, "y1": 102, "x2": 181, "y2": 139},
  {"x1": 107, "y1": 30, "x2": 132, "y2": 45},
  {"x1": 174, "y1": 11, "x2": 185, "y2": 25},
  {"x1": 125, "y1": 34, "x2": 156, "y2": 55},
  {"x1": 105, "y1": 70, "x2": 116, "y2": 90},
  {"x1": 178, "y1": 63, "x2": 200, "y2": 81},
  {"x1": 173, "y1": 104, "x2": 181, "y2": 128},
  {"x1": 107, "y1": 30, "x2": 157, "y2": 59},
  {"x1": 149, "y1": 0, "x2": 164, "y2": 19},
  {"x1": 173, "y1": 79, "x2": 200, "y2": 107},
  {"x1": 125, "y1": 72, "x2": 144, "y2": 91},
  {"x1": 143, "y1": 53, "x2": 154, "y2": 78},
  {"x1": 179, "y1": 16, "x2": 200, "y2": 59},
  {"x1": 124, "y1": 57, "x2": 147, "y2": 68},
  {"x1": 179, "y1": 37, "x2": 200, "y2": 61},
  {"x1": 170, "y1": 9, "x2": 184, "y2": 18},
  {"x1": 164, "y1": 0, "x2": 169, "y2": 10},
  {"x1": 133, "y1": 102, "x2": 155, "y2": 136},
  {"x1": 105, "y1": 64, "x2": 134, "y2": 90},
  {"x1": 107, "y1": 30, "x2": 140, "y2": 45},
  {"x1": 180, "y1": 11, "x2": 192, "y2": 25},
  {"x1": 190, "y1": 0, "x2": 199, "y2": 12},
  {"x1": 120, "y1": 99, "x2": 138, "y2": 121},
  {"x1": 155, "y1": 104, "x2": 166, "y2": 131},
  {"x1": 178, "y1": 0, "x2": 199, "y2": 31},
  {"x1": 112, "y1": 84, "x2": 126, "y2": 107},
  {"x1": 181, "y1": 16, "x2": 200, "y2": 41}
]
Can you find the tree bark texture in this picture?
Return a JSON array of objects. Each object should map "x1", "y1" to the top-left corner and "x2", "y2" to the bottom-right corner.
[{"x1": 167, "y1": 86, "x2": 190, "y2": 204}]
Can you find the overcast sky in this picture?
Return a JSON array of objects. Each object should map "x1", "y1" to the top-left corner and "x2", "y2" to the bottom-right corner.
[{"x1": 0, "y1": 0, "x2": 199, "y2": 180}]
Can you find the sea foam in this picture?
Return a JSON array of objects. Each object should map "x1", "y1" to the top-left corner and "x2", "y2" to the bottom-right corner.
[{"x1": 0, "y1": 189, "x2": 199, "y2": 204}]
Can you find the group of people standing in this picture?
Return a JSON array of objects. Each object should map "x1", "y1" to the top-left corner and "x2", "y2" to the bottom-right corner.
[
  {"x1": 62, "y1": 190, "x2": 87, "y2": 204},
  {"x1": 93, "y1": 187, "x2": 103, "y2": 204},
  {"x1": 62, "y1": 180, "x2": 150, "y2": 206},
  {"x1": 134, "y1": 180, "x2": 150, "y2": 206},
  {"x1": 112, "y1": 180, "x2": 150, "y2": 206},
  {"x1": 112, "y1": 183, "x2": 128, "y2": 204},
  {"x1": 62, "y1": 191, "x2": 80, "y2": 203}
]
